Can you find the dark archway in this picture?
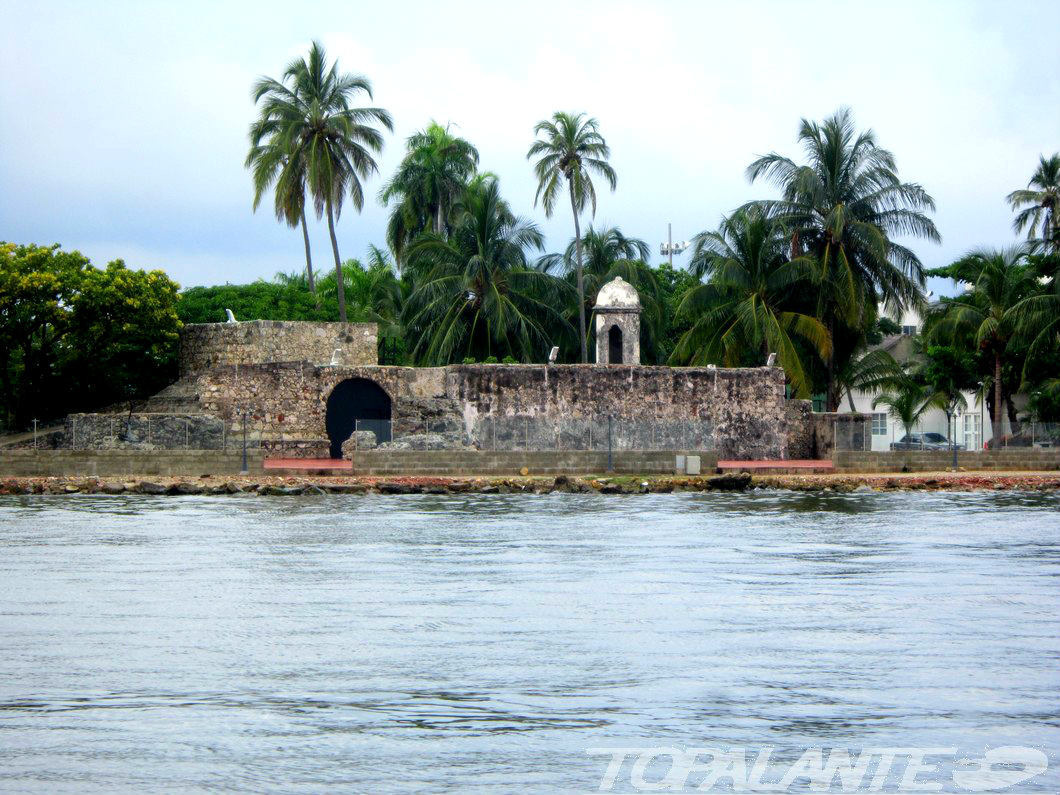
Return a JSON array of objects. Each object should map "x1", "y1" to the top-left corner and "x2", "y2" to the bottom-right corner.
[
  {"x1": 608, "y1": 325, "x2": 623, "y2": 364},
  {"x1": 325, "y1": 378, "x2": 393, "y2": 458}
]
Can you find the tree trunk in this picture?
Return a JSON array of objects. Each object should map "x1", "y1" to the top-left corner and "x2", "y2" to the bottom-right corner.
[
  {"x1": 1005, "y1": 392, "x2": 1022, "y2": 438},
  {"x1": 326, "y1": 201, "x2": 347, "y2": 323},
  {"x1": 569, "y1": 182, "x2": 587, "y2": 363},
  {"x1": 435, "y1": 202, "x2": 444, "y2": 236},
  {"x1": 300, "y1": 209, "x2": 318, "y2": 307},
  {"x1": 992, "y1": 353, "x2": 1003, "y2": 446}
]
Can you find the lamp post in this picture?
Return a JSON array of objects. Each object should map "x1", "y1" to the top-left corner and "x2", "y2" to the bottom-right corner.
[
  {"x1": 977, "y1": 382, "x2": 985, "y2": 450},
  {"x1": 607, "y1": 414, "x2": 614, "y2": 473},
  {"x1": 240, "y1": 408, "x2": 249, "y2": 475},
  {"x1": 659, "y1": 225, "x2": 690, "y2": 265},
  {"x1": 952, "y1": 405, "x2": 963, "y2": 471},
  {"x1": 32, "y1": 418, "x2": 38, "y2": 450}
]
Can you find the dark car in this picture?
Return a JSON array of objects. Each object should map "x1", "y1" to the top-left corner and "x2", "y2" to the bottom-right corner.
[{"x1": 890, "y1": 432, "x2": 963, "y2": 451}]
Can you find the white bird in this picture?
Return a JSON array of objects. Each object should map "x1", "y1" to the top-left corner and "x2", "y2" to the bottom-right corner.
[{"x1": 225, "y1": 309, "x2": 237, "y2": 323}]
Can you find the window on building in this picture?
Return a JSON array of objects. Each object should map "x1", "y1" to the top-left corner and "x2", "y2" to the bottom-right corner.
[
  {"x1": 902, "y1": 325, "x2": 917, "y2": 336},
  {"x1": 872, "y1": 413, "x2": 888, "y2": 435}
]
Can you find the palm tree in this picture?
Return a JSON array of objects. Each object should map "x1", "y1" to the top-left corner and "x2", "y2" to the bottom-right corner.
[
  {"x1": 527, "y1": 112, "x2": 617, "y2": 362},
  {"x1": 834, "y1": 348, "x2": 907, "y2": 411},
  {"x1": 380, "y1": 122, "x2": 479, "y2": 264},
  {"x1": 873, "y1": 378, "x2": 938, "y2": 446},
  {"x1": 537, "y1": 227, "x2": 666, "y2": 361},
  {"x1": 251, "y1": 41, "x2": 393, "y2": 322},
  {"x1": 402, "y1": 177, "x2": 572, "y2": 364},
  {"x1": 245, "y1": 134, "x2": 318, "y2": 301},
  {"x1": 669, "y1": 206, "x2": 831, "y2": 398},
  {"x1": 927, "y1": 246, "x2": 1035, "y2": 444},
  {"x1": 1007, "y1": 153, "x2": 1060, "y2": 252},
  {"x1": 746, "y1": 107, "x2": 939, "y2": 408}
]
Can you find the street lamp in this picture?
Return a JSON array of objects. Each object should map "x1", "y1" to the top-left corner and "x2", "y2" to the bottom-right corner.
[
  {"x1": 239, "y1": 407, "x2": 249, "y2": 475},
  {"x1": 659, "y1": 223, "x2": 690, "y2": 266}
]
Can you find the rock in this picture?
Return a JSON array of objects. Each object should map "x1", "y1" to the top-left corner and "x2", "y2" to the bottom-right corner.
[
  {"x1": 378, "y1": 432, "x2": 468, "y2": 451},
  {"x1": 174, "y1": 482, "x2": 205, "y2": 495},
  {"x1": 853, "y1": 484, "x2": 874, "y2": 493},
  {"x1": 377, "y1": 481, "x2": 415, "y2": 494},
  {"x1": 327, "y1": 483, "x2": 367, "y2": 494},
  {"x1": 223, "y1": 481, "x2": 244, "y2": 494},
  {"x1": 447, "y1": 481, "x2": 472, "y2": 492},
  {"x1": 341, "y1": 430, "x2": 378, "y2": 458},
  {"x1": 480, "y1": 485, "x2": 499, "y2": 494},
  {"x1": 100, "y1": 482, "x2": 125, "y2": 494},
  {"x1": 704, "y1": 473, "x2": 752, "y2": 491},
  {"x1": 600, "y1": 483, "x2": 622, "y2": 494},
  {"x1": 138, "y1": 481, "x2": 167, "y2": 495},
  {"x1": 424, "y1": 486, "x2": 448, "y2": 494},
  {"x1": 63, "y1": 485, "x2": 81, "y2": 494}
]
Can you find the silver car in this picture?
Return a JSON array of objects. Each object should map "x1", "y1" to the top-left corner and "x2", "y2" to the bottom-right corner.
[{"x1": 890, "y1": 432, "x2": 963, "y2": 451}]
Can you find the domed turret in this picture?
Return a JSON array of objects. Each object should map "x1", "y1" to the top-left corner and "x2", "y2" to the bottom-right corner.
[{"x1": 594, "y1": 276, "x2": 641, "y2": 365}]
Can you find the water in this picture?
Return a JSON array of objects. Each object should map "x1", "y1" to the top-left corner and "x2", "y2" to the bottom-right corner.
[{"x1": 0, "y1": 491, "x2": 1056, "y2": 793}]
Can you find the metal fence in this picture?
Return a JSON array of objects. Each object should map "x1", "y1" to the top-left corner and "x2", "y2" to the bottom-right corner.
[{"x1": 848, "y1": 416, "x2": 1060, "y2": 453}]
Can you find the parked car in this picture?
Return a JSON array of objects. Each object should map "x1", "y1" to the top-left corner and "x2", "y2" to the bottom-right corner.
[{"x1": 890, "y1": 432, "x2": 963, "y2": 451}]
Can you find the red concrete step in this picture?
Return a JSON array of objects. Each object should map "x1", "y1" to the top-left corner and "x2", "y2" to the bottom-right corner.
[{"x1": 264, "y1": 458, "x2": 351, "y2": 471}]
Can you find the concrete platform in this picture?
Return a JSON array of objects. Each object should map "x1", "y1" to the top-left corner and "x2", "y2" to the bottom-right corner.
[{"x1": 718, "y1": 459, "x2": 835, "y2": 474}]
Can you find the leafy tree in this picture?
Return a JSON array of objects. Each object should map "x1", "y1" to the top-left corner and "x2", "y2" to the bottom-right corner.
[
  {"x1": 179, "y1": 281, "x2": 323, "y2": 324},
  {"x1": 402, "y1": 177, "x2": 571, "y2": 364},
  {"x1": 1007, "y1": 153, "x2": 1060, "y2": 252},
  {"x1": 63, "y1": 261, "x2": 182, "y2": 411},
  {"x1": 746, "y1": 107, "x2": 938, "y2": 408},
  {"x1": 528, "y1": 112, "x2": 616, "y2": 362},
  {"x1": 917, "y1": 343, "x2": 978, "y2": 448},
  {"x1": 251, "y1": 41, "x2": 393, "y2": 322},
  {"x1": 669, "y1": 206, "x2": 830, "y2": 397},
  {"x1": 0, "y1": 243, "x2": 180, "y2": 428},
  {"x1": 380, "y1": 122, "x2": 479, "y2": 264},
  {"x1": 926, "y1": 247, "x2": 1035, "y2": 443}
]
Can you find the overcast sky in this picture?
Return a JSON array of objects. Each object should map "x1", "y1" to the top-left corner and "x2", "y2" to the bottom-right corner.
[{"x1": 2, "y1": 0, "x2": 1057, "y2": 296}]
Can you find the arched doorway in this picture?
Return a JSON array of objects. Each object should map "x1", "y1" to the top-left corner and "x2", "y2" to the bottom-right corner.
[
  {"x1": 325, "y1": 378, "x2": 393, "y2": 458},
  {"x1": 608, "y1": 325, "x2": 623, "y2": 364}
]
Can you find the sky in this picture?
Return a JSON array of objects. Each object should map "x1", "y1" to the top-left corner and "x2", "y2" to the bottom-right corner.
[{"x1": 2, "y1": 0, "x2": 1058, "y2": 298}]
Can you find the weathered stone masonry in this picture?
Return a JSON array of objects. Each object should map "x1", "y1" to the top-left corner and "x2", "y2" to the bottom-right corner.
[{"x1": 179, "y1": 320, "x2": 377, "y2": 377}]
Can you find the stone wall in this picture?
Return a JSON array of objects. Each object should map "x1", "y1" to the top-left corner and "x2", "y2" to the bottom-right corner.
[
  {"x1": 179, "y1": 321, "x2": 377, "y2": 376},
  {"x1": 190, "y1": 362, "x2": 802, "y2": 459},
  {"x1": 0, "y1": 449, "x2": 264, "y2": 477}
]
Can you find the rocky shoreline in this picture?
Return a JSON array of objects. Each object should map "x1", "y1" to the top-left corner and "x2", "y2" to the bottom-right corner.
[{"x1": 1, "y1": 472, "x2": 1058, "y2": 496}]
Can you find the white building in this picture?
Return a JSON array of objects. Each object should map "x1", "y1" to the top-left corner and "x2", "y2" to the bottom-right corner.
[{"x1": 838, "y1": 305, "x2": 1005, "y2": 452}]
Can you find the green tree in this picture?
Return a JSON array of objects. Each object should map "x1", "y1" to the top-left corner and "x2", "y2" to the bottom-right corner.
[
  {"x1": 251, "y1": 41, "x2": 393, "y2": 322},
  {"x1": 926, "y1": 247, "x2": 1035, "y2": 443},
  {"x1": 380, "y1": 122, "x2": 479, "y2": 264},
  {"x1": 63, "y1": 261, "x2": 182, "y2": 410},
  {"x1": 1007, "y1": 153, "x2": 1060, "y2": 252},
  {"x1": 746, "y1": 107, "x2": 939, "y2": 408},
  {"x1": 834, "y1": 347, "x2": 907, "y2": 411},
  {"x1": 669, "y1": 206, "x2": 830, "y2": 397},
  {"x1": 402, "y1": 177, "x2": 571, "y2": 364},
  {"x1": 247, "y1": 90, "x2": 318, "y2": 301},
  {"x1": 872, "y1": 378, "x2": 938, "y2": 446},
  {"x1": 0, "y1": 243, "x2": 88, "y2": 427},
  {"x1": 527, "y1": 112, "x2": 617, "y2": 362}
]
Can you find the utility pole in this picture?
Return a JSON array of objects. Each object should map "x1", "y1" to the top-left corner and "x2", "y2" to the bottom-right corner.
[{"x1": 32, "y1": 418, "x2": 38, "y2": 450}]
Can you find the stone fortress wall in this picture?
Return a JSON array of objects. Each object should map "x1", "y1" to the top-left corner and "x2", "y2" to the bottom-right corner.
[
  {"x1": 178, "y1": 320, "x2": 377, "y2": 377},
  {"x1": 64, "y1": 317, "x2": 865, "y2": 461}
]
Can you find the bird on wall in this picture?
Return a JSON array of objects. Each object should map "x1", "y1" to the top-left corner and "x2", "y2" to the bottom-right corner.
[{"x1": 225, "y1": 309, "x2": 237, "y2": 323}]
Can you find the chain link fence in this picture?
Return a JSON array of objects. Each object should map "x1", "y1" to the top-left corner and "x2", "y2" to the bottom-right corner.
[{"x1": 344, "y1": 416, "x2": 717, "y2": 452}]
